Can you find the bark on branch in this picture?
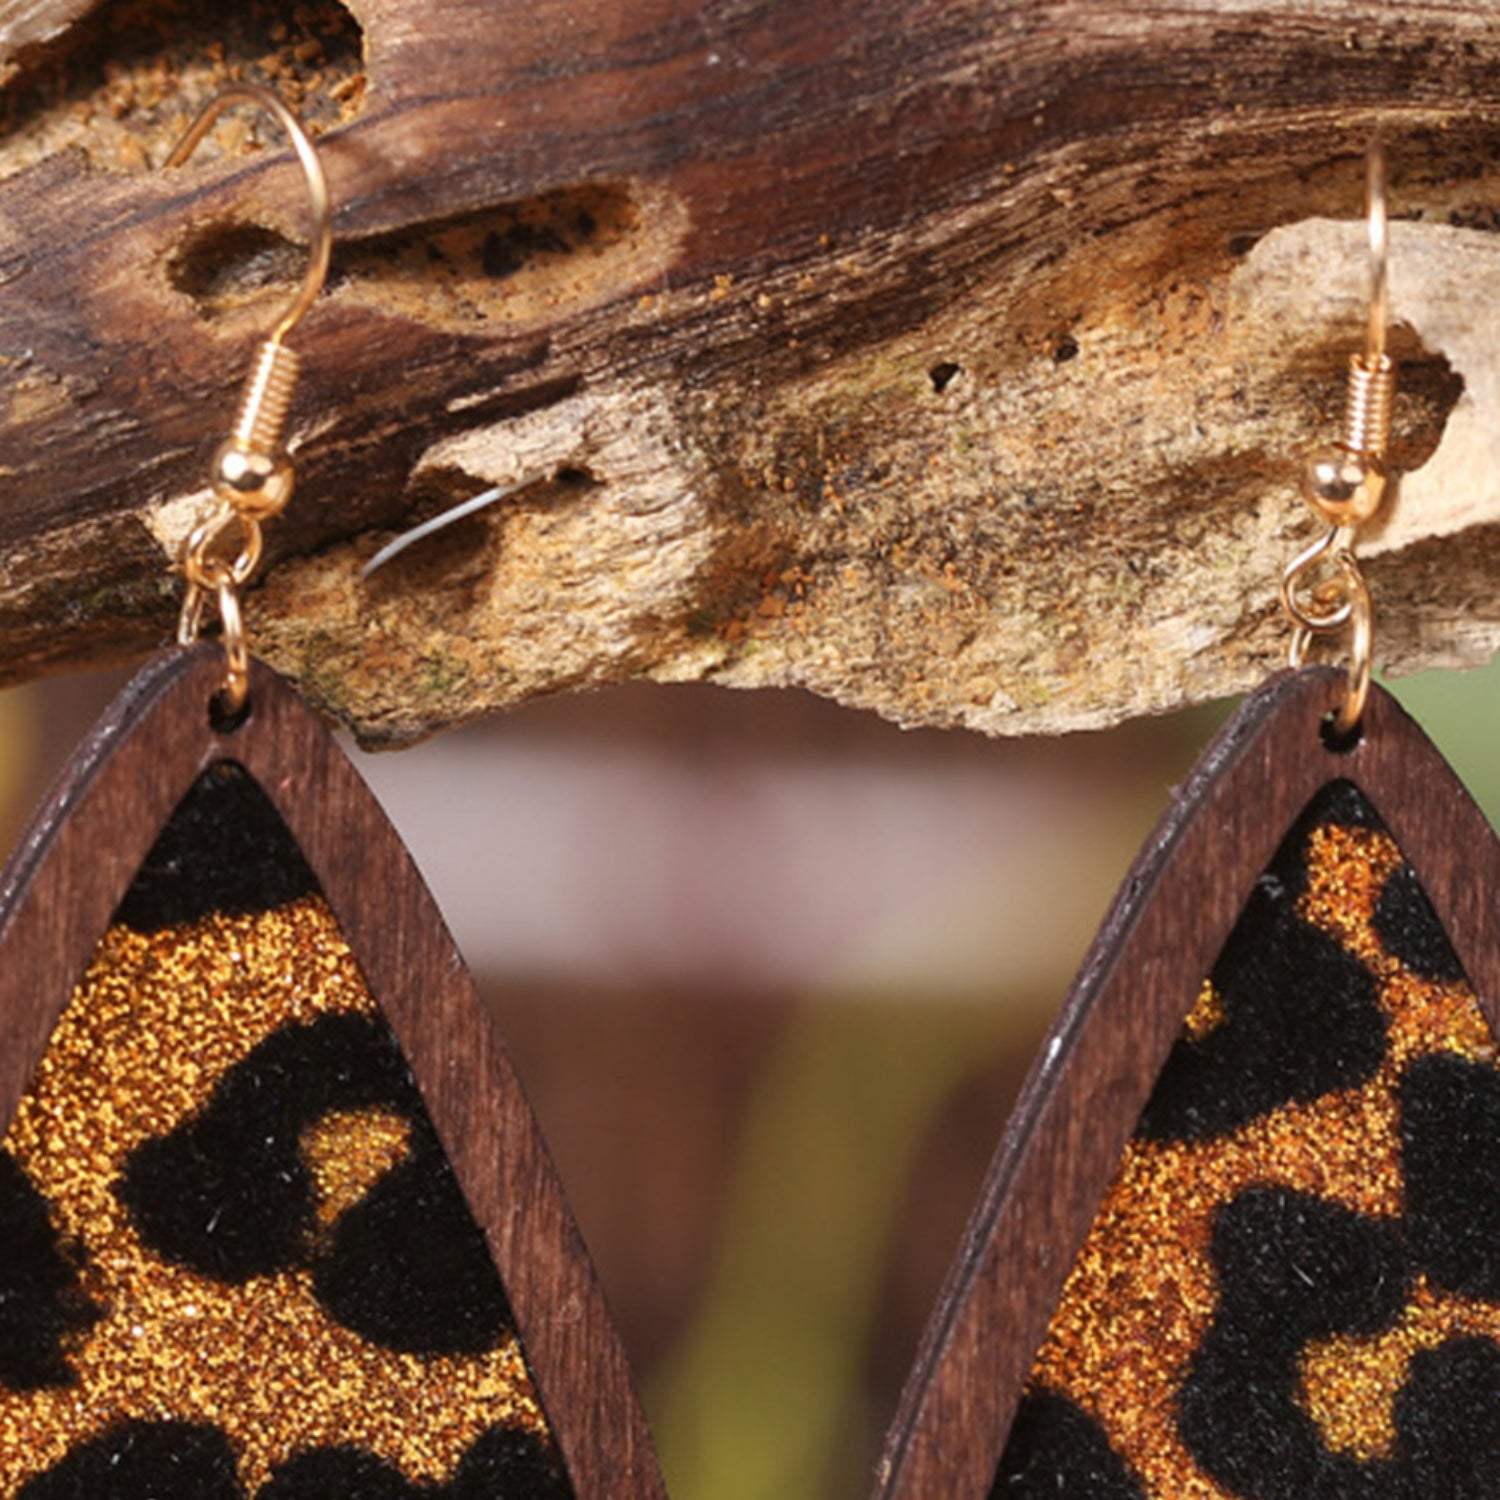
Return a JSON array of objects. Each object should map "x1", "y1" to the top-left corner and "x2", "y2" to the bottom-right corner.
[{"x1": 2, "y1": 0, "x2": 1499, "y2": 744}]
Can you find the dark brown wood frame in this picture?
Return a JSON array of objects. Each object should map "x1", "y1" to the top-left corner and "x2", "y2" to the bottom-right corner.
[
  {"x1": 874, "y1": 664, "x2": 1500, "y2": 1499},
  {"x1": 0, "y1": 644, "x2": 666, "y2": 1500}
]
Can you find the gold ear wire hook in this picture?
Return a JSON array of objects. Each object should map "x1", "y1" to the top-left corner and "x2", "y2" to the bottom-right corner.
[
  {"x1": 1280, "y1": 140, "x2": 1395, "y2": 738},
  {"x1": 166, "y1": 85, "x2": 332, "y2": 716},
  {"x1": 1365, "y1": 143, "x2": 1389, "y2": 367},
  {"x1": 1343, "y1": 142, "x2": 1394, "y2": 462},
  {"x1": 164, "y1": 83, "x2": 332, "y2": 343}
]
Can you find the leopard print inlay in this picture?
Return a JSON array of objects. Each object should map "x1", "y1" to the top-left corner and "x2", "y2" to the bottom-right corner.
[
  {"x1": 995, "y1": 781, "x2": 1500, "y2": 1499},
  {"x1": 0, "y1": 763, "x2": 572, "y2": 1497}
]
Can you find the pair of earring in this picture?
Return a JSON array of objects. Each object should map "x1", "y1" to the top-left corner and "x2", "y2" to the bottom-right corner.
[{"x1": 0, "y1": 96, "x2": 1496, "y2": 1500}]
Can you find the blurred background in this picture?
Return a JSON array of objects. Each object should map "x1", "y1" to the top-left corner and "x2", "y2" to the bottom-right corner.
[{"x1": 1, "y1": 657, "x2": 1496, "y2": 1497}]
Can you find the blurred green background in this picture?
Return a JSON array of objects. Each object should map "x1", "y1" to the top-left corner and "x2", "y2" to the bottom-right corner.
[{"x1": 0, "y1": 656, "x2": 1493, "y2": 1497}]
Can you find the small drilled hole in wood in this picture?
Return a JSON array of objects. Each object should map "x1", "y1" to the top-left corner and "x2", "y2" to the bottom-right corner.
[
  {"x1": 1227, "y1": 231, "x2": 1263, "y2": 258},
  {"x1": 1320, "y1": 711, "x2": 1363, "y2": 756},
  {"x1": 1053, "y1": 335, "x2": 1079, "y2": 363},
  {"x1": 929, "y1": 361, "x2": 961, "y2": 393},
  {"x1": 209, "y1": 690, "x2": 251, "y2": 736},
  {"x1": 0, "y1": 0, "x2": 365, "y2": 181}
]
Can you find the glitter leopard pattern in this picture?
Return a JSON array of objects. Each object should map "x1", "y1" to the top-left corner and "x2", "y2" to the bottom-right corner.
[
  {"x1": 994, "y1": 781, "x2": 1500, "y2": 1499},
  {"x1": 0, "y1": 764, "x2": 573, "y2": 1499}
]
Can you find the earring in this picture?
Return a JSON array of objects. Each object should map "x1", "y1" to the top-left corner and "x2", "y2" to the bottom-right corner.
[
  {"x1": 877, "y1": 145, "x2": 1500, "y2": 1500},
  {"x1": 0, "y1": 88, "x2": 662, "y2": 1500}
]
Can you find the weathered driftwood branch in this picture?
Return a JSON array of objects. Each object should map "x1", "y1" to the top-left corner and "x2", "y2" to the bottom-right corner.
[{"x1": 3, "y1": 0, "x2": 1500, "y2": 745}]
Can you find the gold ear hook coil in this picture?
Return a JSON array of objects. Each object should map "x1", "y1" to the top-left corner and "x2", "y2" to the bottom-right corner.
[
  {"x1": 165, "y1": 84, "x2": 331, "y2": 714},
  {"x1": 1342, "y1": 352, "x2": 1394, "y2": 461},
  {"x1": 231, "y1": 339, "x2": 302, "y2": 458},
  {"x1": 1280, "y1": 142, "x2": 1391, "y2": 738}
]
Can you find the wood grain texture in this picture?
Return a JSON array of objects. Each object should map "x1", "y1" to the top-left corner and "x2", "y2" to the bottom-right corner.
[
  {"x1": 0, "y1": 643, "x2": 665, "y2": 1500},
  {"x1": 873, "y1": 663, "x2": 1500, "y2": 1499},
  {"x1": 4, "y1": 1, "x2": 1500, "y2": 742}
]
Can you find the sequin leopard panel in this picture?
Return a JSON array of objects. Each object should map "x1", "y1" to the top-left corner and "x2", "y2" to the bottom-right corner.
[
  {"x1": 993, "y1": 780, "x2": 1500, "y2": 1499},
  {"x1": 0, "y1": 763, "x2": 574, "y2": 1499}
]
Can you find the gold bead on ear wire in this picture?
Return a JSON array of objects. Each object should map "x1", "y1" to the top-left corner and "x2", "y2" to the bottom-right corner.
[
  {"x1": 166, "y1": 84, "x2": 332, "y2": 713},
  {"x1": 1300, "y1": 154, "x2": 1394, "y2": 528},
  {"x1": 1280, "y1": 142, "x2": 1393, "y2": 737}
]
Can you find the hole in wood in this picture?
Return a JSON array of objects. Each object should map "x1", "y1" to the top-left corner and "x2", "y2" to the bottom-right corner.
[
  {"x1": 1320, "y1": 709, "x2": 1363, "y2": 756},
  {"x1": 1390, "y1": 332, "x2": 1464, "y2": 475},
  {"x1": 362, "y1": 464, "x2": 603, "y2": 609},
  {"x1": 170, "y1": 183, "x2": 659, "y2": 330},
  {"x1": 168, "y1": 222, "x2": 301, "y2": 308},
  {"x1": 332, "y1": 185, "x2": 646, "y2": 326},
  {"x1": 1285, "y1": 325, "x2": 1460, "y2": 479},
  {"x1": 928, "y1": 361, "x2": 961, "y2": 393},
  {"x1": 208, "y1": 688, "x2": 250, "y2": 735},
  {"x1": 0, "y1": 0, "x2": 365, "y2": 181}
]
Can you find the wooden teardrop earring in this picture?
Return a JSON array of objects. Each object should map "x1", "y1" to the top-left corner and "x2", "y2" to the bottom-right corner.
[
  {"x1": 0, "y1": 87, "x2": 663, "y2": 1500},
  {"x1": 877, "y1": 144, "x2": 1500, "y2": 1500}
]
